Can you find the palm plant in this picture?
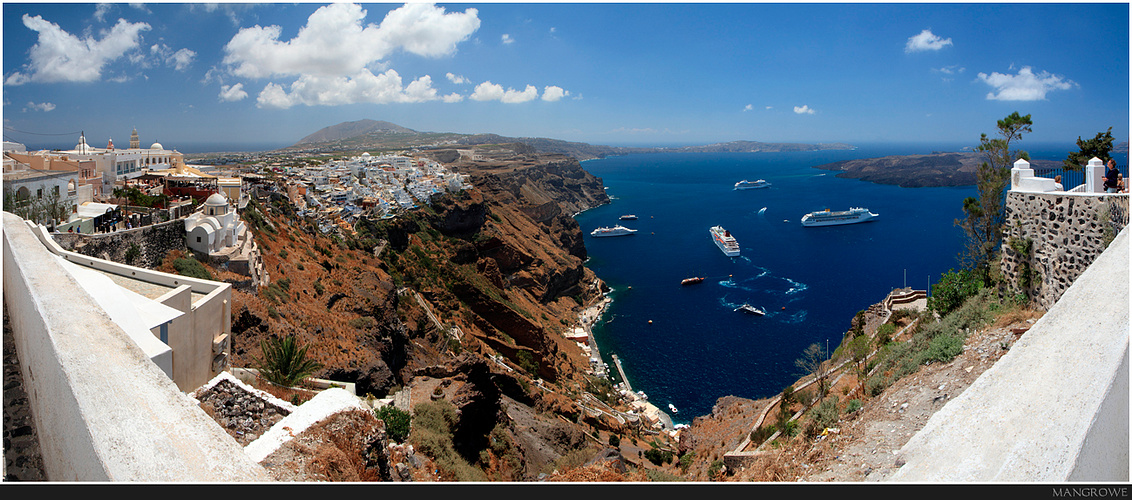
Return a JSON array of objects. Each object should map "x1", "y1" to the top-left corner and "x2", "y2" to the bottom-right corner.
[{"x1": 257, "y1": 335, "x2": 322, "y2": 387}]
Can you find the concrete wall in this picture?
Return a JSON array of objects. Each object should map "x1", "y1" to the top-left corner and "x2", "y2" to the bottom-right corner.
[
  {"x1": 3, "y1": 212, "x2": 269, "y2": 481},
  {"x1": 890, "y1": 227, "x2": 1129, "y2": 482},
  {"x1": 1001, "y1": 191, "x2": 1128, "y2": 310}
]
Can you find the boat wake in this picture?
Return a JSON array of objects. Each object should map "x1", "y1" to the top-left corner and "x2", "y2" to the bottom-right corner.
[{"x1": 758, "y1": 207, "x2": 768, "y2": 215}]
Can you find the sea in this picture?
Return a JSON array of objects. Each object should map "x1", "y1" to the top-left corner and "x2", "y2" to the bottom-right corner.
[{"x1": 573, "y1": 142, "x2": 1126, "y2": 424}]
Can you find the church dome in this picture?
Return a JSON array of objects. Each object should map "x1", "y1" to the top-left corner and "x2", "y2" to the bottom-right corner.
[
  {"x1": 150, "y1": 142, "x2": 164, "y2": 150},
  {"x1": 204, "y1": 193, "x2": 228, "y2": 207}
]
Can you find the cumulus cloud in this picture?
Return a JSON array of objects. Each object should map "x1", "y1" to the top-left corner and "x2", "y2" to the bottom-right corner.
[
  {"x1": 541, "y1": 85, "x2": 569, "y2": 102},
  {"x1": 255, "y1": 69, "x2": 459, "y2": 109},
  {"x1": 5, "y1": 15, "x2": 150, "y2": 85},
  {"x1": 446, "y1": 72, "x2": 468, "y2": 84},
  {"x1": 151, "y1": 44, "x2": 197, "y2": 71},
  {"x1": 224, "y1": 3, "x2": 479, "y2": 79},
  {"x1": 977, "y1": 66, "x2": 1077, "y2": 101},
  {"x1": 470, "y1": 81, "x2": 539, "y2": 103},
  {"x1": 794, "y1": 105, "x2": 815, "y2": 115},
  {"x1": 218, "y1": 83, "x2": 248, "y2": 102},
  {"x1": 905, "y1": 29, "x2": 952, "y2": 53},
  {"x1": 743, "y1": 104, "x2": 753, "y2": 112},
  {"x1": 24, "y1": 101, "x2": 56, "y2": 112},
  {"x1": 501, "y1": 34, "x2": 514, "y2": 44}
]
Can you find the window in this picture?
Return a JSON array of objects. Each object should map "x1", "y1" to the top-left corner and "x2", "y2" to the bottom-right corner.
[
  {"x1": 196, "y1": 236, "x2": 201, "y2": 243},
  {"x1": 36, "y1": 188, "x2": 42, "y2": 199},
  {"x1": 53, "y1": 186, "x2": 59, "y2": 196}
]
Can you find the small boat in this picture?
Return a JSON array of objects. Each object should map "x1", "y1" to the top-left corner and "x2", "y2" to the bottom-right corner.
[
  {"x1": 734, "y1": 303, "x2": 766, "y2": 316},
  {"x1": 669, "y1": 403, "x2": 679, "y2": 414},
  {"x1": 619, "y1": 214, "x2": 638, "y2": 220},
  {"x1": 681, "y1": 277, "x2": 705, "y2": 286}
]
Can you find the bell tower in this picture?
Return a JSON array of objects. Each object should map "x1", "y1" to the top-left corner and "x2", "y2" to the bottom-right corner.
[{"x1": 130, "y1": 127, "x2": 140, "y2": 149}]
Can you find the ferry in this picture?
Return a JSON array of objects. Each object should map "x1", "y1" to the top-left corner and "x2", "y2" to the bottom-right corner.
[
  {"x1": 681, "y1": 277, "x2": 705, "y2": 286},
  {"x1": 734, "y1": 179, "x2": 771, "y2": 190},
  {"x1": 619, "y1": 214, "x2": 638, "y2": 220},
  {"x1": 591, "y1": 225, "x2": 638, "y2": 237},
  {"x1": 800, "y1": 207, "x2": 879, "y2": 227},
  {"x1": 734, "y1": 303, "x2": 766, "y2": 316},
  {"x1": 710, "y1": 226, "x2": 741, "y2": 257}
]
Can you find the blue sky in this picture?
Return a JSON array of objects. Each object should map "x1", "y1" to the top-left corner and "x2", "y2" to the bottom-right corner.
[{"x1": 3, "y1": 2, "x2": 1129, "y2": 151}]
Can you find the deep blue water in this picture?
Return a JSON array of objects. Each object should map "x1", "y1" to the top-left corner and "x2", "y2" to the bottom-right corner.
[{"x1": 573, "y1": 144, "x2": 1092, "y2": 424}]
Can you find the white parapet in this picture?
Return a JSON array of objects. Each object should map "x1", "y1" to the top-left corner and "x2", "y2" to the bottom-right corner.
[
  {"x1": 1010, "y1": 158, "x2": 1061, "y2": 193},
  {"x1": 1085, "y1": 157, "x2": 1106, "y2": 194}
]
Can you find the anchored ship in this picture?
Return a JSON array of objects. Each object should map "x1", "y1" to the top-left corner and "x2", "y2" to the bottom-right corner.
[
  {"x1": 800, "y1": 207, "x2": 878, "y2": 227},
  {"x1": 710, "y1": 226, "x2": 740, "y2": 256},
  {"x1": 734, "y1": 179, "x2": 770, "y2": 190},
  {"x1": 619, "y1": 214, "x2": 638, "y2": 220},
  {"x1": 681, "y1": 277, "x2": 705, "y2": 286},
  {"x1": 591, "y1": 225, "x2": 638, "y2": 237}
]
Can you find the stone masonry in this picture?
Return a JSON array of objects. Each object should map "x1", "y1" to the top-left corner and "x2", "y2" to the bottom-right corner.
[
  {"x1": 1001, "y1": 191, "x2": 1129, "y2": 310},
  {"x1": 52, "y1": 218, "x2": 188, "y2": 269}
]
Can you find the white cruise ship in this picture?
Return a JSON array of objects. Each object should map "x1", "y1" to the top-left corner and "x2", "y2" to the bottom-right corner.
[
  {"x1": 591, "y1": 225, "x2": 638, "y2": 237},
  {"x1": 710, "y1": 226, "x2": 740, "y2": 256},
  {"x1": 734, "y1": 179, "x2": 770, "y2": 190},
  {"x1": 800, "y1": 207, "x2": 879, "y2": 227}
]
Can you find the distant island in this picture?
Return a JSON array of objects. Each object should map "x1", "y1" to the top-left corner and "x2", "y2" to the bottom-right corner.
[
  {"x1": 277, "y1": 119, "x2": 855, "y2": 160},
  {"x1": 812, "y1": 152, "x2": 1062, "y2": 188}
]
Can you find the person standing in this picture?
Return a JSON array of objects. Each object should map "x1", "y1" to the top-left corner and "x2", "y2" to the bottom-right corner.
[{"x1": 1104, "y1": 159, "x2": 1120, "y2": 193}]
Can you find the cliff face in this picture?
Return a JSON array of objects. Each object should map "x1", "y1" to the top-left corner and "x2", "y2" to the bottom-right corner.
[{"x1": 219, "y1": 150, "x2": 614, "y2": 479}]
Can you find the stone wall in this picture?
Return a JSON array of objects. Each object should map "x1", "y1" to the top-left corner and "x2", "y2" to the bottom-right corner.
[
  {"x1": 52, "y1": 218, "x2": 187, "y2": 269},
  {"x1": 1001, "y1": 191, "x2": 1128, "y2": 310}
]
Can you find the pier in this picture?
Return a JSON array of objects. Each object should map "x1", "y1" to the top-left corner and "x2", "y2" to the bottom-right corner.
[{"x1": 611, "y1": 354, "x2": 631, "y2": 392}]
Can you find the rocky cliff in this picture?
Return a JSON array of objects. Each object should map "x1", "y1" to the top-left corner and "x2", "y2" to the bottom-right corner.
[{"x1": 219, "y1": 148, "x2": 623, "y2": 480}]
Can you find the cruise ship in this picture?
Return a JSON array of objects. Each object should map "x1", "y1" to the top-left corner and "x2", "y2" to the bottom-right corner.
[
  {"x1": 591, "y1": 225, "x2": 638, "y2": 237},
  {"x1": 800, "y1": 207, "x2": 879, "y2": 227},
  {"x1": 734, "y1": 179, "x2": 770, "y2": 190},
  {"x1": 710, "y1": 226, "x2": 740, "y2": 256}
]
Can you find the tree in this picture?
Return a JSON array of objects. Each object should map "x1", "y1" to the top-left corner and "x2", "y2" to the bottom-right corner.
[
  {"x1": 795, "y1": 343, "x2": 829, "y2": 399},
  {"x1": 1064, "y1": 127, "x2": 1115, "y2": 170},
  {"x1": 957, "y1": 112, "x2": 1032, "y2": 283},
  {"x1": 847, "y1": 334, "x2": 872, "y2": 397},
  {"x1": 257, "y1": 335, "x2": 323, "y2": 387}
]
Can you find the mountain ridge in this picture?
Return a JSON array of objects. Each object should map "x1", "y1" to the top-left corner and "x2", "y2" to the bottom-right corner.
[{"x1": 284, "y1": 119, "x2": 856, "y2": 160}]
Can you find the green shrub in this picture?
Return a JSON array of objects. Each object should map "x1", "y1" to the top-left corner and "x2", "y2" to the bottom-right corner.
[
  {"x1": 846, "y1": 399, "x2": 862, "y2": 413},
  {"x1": 375, "y1": 405, "x2": 411, "y2": 443},
  {"x1": 707, "y1": 459, "x2": 725, "y2": 479},
  {"x1": 608, "y1": 434, "x2": 621, "y2": 447},
  {"x1": 410, "y1": 400, "x2": 486, "y2": 481},
  {"x1": 125, "y1": 243, "x2": 141, "y2": 265},
  {"x1": 172, "y1": 257, "x2": 213, "y2": 280},
  {"x1": 805, "y1": 397, "x2": 841, "y2": 438},
  {"x1": 876, "y1": 323, "x2": 897, "y2": 345},
  {"x1": 928, "y1": 268, "x2": 982, "y2": 316},
  {"x1": 643, "y1": 448, "x2": 674, "y2": 466}
]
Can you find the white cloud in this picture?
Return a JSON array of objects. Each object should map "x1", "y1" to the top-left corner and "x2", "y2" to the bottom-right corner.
[
  {"x1": 446, "y1": 72, "x2": 468, "y2": 84},
  {"x1": 94, "y1": 3, "x2": 113, "y2": 22},
  {"x1": 5, "y1": 15, "x2": 150, "y2": 85},
  {"x1": 794, "y1": 105, "x2": 815, "y2": 114},
  {"x1": 743, "y1": 104, "x2": 753, "y2": 112},
  {"x1": 905, "y1": 29, "x2": 952, "y2": 53},
  {"x1": 470, "y1": 81, "x2": 539, "y2": 103},
  {"x1": 541, "y1": 85, "x2": 569, "y2": 102},
  {"x1": 501, "y1": 34, "x2": 514, "y2": 44},
  {"x1": 934, "y1": 65, "x2": 965, "y2": 75},
  {"x1": 442, "y1": 93, "x2": 464, "y2": 103},
  {"x1": 152, "y1": 44, "x2": 197, "y2": 71},
  {"x1": 977, "y1": 66, "x2": 1077, "y2": 101},
  {"x1": 24, "y1": 101, "x2": 56, "y2": 112},
  {"x1": 219, "y1": 83, "x2": 248, "y2": 102},
  {"x1": 255, "y1": 69, "x2": 454, "y2": 109},
  {"x1": 224, "y1": 3, "x2": 479, "y2": 79}
]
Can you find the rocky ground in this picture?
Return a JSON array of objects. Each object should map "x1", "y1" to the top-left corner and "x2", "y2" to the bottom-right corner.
[
  {"x1": 754, "y1": 312, "x2": 1039, "y2": 483},
  {"x1": 3, "y1": 307, "x2": 46, "y2": 481}
]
